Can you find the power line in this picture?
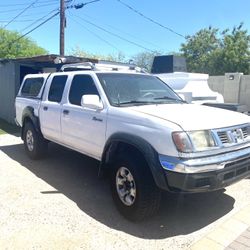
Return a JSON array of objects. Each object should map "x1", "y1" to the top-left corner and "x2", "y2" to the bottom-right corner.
[
  {"x1": 116, "y1": 0, "x2": 185, "y2": 39},
  {"x1": 8, "y1": 11, "x2": 59, "y2": 48},
  {"x1": 3, "y1": 0, "x2": 39, "y2": 28},
  {"x1": 0, "y1": 19, "x2": 35, "y2": 23},
  {"x1": 31, "y1": 2, "x2": 59, "y2": 8},
  {"x1": 20, "y1": 8, "x2": 59, "y2": 32},
  {"x1": 17, "y1": 11, "x2": 59, "y2": 40},
  {"x1": 0, "y1": 0, "x2": 57, "y2": 7},
  {"x1": 0, "y1": 8, "x2": 32, "y2": 14},
  {"x1": 72, "y1": 14, "x2": 155, "y2": 52},
  {"x1": 17, "y1": 10, "x2": 60, "y2": 18},
  {"x1": 0, "y1": 2, "x2": 57, "y2": 14},
  {"x1": 6, "y1": 0, "x2": 101, "y2": 52},
  {"x1": 68, "y1": 13, "x2": 120, "y2": 51},
  {"x1": 81, "y1": 12, "x2": 161, "y2": 50}
]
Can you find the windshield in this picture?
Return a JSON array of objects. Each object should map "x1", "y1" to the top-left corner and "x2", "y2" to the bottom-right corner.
[{"x1": 97, "y1": 73, "x2": 184, "y2": 106}]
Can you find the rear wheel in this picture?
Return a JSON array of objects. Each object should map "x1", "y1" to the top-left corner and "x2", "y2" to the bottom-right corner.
[
  {"x1": 23, "y1": 122, "x2": 47, "y2": 159},
  {"x1": 110, "y1": 153, "x2": 161, "y2": 221}
]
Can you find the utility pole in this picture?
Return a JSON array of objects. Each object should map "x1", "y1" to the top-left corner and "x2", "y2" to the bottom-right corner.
[
  {"x1": 59, "y1": 0, "x2": 100, "y2": 56},
  {"x1": 60, "y1": 0, "x2": 65, "y2": 56}
]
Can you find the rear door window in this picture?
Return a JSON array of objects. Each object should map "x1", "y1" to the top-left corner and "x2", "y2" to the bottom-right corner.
[
  {"x1": 21, "y1": 77, "x2": 44, "y2": 97},
  {"x1": 48, "y1": 75, "x2": 68, "y2": 103}
]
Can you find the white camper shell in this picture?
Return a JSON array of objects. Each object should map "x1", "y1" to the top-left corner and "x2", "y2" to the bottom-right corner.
[{"x1": 155, "y1": 72, "x2": 224, "y2": 104}]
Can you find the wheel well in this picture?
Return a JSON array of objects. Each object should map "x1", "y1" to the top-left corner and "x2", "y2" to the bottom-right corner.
[
  {"x1": 21, "y1": 117, "x2": 33, "y2": 140},
  {"x1": 23, "y1": 116, "x2": 32, "y2": 125},
  {"x1": 21, "y1": 115, "x2": 47, "y2": 143},
  {"x1": 104, "y1": 141, "x2": 148, "y2": 168},
  {"x1": 100, "y1": 138, "x2": 169, "y2": 191}
]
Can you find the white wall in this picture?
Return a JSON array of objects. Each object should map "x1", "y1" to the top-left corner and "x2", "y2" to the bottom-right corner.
[{"x1": 208, "y1": 73, "x2": 250, "y2": 112}]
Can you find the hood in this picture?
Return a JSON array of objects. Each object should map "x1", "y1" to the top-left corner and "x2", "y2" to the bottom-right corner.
[{"x1": 129, "y1": 104, "x2": 250, "y2": 131}]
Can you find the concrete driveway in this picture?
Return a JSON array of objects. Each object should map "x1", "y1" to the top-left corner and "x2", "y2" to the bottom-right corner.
[{"x1": 0, "y1": 134, "x2": 249, "y2": 249}]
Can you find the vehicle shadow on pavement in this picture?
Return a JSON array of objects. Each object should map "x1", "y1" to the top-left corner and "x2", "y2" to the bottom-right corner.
[{"x1": 1, "y1": 142, "x2": 236, "y2": 239}]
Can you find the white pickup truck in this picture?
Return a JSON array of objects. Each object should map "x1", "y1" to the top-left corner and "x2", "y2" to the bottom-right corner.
[{"x1": 15, "y1": 62, "x2": 250, "y2": 221}]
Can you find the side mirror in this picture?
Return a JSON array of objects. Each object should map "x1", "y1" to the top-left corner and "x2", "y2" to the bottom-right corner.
[
  {"x1": 178, "y1": 92, "x2": 192, "y2": 103},
  {"x1": 81, "y1": 95, "x2": 104, "y2": 110}
]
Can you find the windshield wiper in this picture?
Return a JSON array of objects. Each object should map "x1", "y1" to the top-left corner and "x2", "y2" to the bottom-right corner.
[
  {"x1": 154, "y1": 96, "x2": 186, "y2": 103},
  {"x1": 117, "y1": 100, "x2": 155, "y2": 106}
]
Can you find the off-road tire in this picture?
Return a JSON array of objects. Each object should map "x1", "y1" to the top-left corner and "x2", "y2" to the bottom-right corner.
[
  {"x1": 110, "y1": 153, "x2": 161, "y2": 221},
  {"x1": 23, "y1": 122, "x2": 47, "y2": 160}
]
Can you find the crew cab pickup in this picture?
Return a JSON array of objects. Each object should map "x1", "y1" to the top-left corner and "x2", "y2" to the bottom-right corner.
[{"x1": 15, "y1": 62, "x2": 250, "y2": 221}]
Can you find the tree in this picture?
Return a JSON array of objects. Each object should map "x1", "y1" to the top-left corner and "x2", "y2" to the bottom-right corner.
[
  {"x1": 70, "y1": 46, "x2": 126, "y2": 62},
  {"x1": 70, "y1": 46, "x2": 165, "y2": 72},
  {"x1": 219, "y1": 24, "x2": 250, "y2": 74},
  {"x1": 131, "y1": 51, "x2": 162, "y2": 71},
  {"x1": 180, "y1": 24, "x2": 250, "y2": 75},
  {"x1": 180, "y1": 27, "x2": 220, "y2": 74},
  {"x1": 0, "y1": 28, "x2": 47, "y2": 59}
]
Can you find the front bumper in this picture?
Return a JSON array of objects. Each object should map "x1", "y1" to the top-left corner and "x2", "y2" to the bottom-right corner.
[{"x1": 159, "y1": 147, "x2": 250, "y2": 192}]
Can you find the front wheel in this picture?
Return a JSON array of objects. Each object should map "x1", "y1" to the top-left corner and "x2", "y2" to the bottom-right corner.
[
  {"x1": 110, "y1": 154, "x2": 161, "y2": 221},
  {"x1": 23, "y1": 122, "x2": 47, "y2": 160}
]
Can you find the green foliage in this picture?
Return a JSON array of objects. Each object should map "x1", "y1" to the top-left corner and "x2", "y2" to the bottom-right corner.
[
  {"x1": 131, "y1": 51, "x2": 182, "y2": 72},
  {"x1": 181, "y1": 24, "x2": 250, "y2": 75},
  {"x1": 219, "y1": 24, "x2": 250, "y2": 74},
  {"x1": 70, "y1": 46, "x2": 165, "y2": 72},
  {"x1": 131, "y1": 51, "x2": 162, "y2": 71},
  {"x1": 0, "y1": 28, "x2": 47, "y2": 59},
  {"x1": 70, "y1": 46, "x2": 126, "y2": 63}
]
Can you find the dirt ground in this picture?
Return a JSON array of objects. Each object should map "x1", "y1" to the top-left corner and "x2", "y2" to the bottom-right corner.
[{"x1": 0, "y1": 134, "x2": 249, "y2": 250}]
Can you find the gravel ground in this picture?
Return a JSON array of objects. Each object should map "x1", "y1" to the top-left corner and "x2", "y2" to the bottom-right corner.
[{"x1": 0, "y1": 134, "x2": 249, "y2": 250}]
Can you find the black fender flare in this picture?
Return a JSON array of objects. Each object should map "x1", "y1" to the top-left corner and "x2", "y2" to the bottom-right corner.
[
  {"x1": 101, "y1": 133, "x2": 169, "y2": 190},
  {"x1": 21, "y1": 106, "x2": 41, "y2": 140}
]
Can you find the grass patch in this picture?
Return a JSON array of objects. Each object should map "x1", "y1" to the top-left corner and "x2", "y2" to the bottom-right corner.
[{"x1": 0, "y1": 118, "x2": 20, "y2": 135}]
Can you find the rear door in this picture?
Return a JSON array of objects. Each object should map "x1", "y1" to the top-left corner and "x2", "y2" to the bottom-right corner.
[
  {"x1": 39, "y1": 74, "x2": 68, "y2": 142},
  {"x1": 61, "y1": 73, "x2": 107, "y2": 159}
]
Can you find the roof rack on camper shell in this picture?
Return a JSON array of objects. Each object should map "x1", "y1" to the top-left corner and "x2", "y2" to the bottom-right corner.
[{"x1": 60, "y1": 61, "x2": 147, "y2": 73}]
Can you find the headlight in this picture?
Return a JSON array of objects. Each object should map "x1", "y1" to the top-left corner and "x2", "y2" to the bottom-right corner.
[
  {"x1": 172, "y1": 130, "x2": 216, "y2": 153},
  {"x1": 189, "y1": 131, "x2": 216, "y2": 151},
  {"x1": 172, "y1": 132, "x2": 193, "y2": 153}
]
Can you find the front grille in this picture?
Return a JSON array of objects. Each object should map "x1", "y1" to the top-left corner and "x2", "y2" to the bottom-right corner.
[
  {"x1": 216, "y1": 125, "x2": 250, "y2": 145},
  {"x1": 225, "y1": 156, "x2": 250, "y2": 168},
  {"x1": 242, "y1": 127, "x2": 249, "y2": 139},
  {"x1": 224, "y1": 172, "x2": 234, "y2": 180},
  {"x1": 222, "y1": 157, "x2": 250, "y2": 182},
  {"x1": 217, "y1": 131, "x2": 229, "y2": 144}
]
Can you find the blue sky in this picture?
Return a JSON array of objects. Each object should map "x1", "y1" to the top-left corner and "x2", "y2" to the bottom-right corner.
[{"x1": 1, "y1": 0, "x2": 250, "y2": 58}]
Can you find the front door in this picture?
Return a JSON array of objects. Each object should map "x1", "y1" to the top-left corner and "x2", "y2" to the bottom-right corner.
[{"x1": 61, "y1": 74, "x2": 107, "y2": 159}]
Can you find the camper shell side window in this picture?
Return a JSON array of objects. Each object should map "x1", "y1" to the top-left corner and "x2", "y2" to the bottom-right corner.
[{"x1": 18, "y1": 74, "x2": 50, "y2": 99}]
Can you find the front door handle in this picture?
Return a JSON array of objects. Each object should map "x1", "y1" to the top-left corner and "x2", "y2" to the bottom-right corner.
[
  {"x1": 92, "y1": 116, "x2": 103, "y2": 122},
  {"x1": 43, "y1": 106, "x2": 48, "y2": 111},
  {"x1": 63, "y1": 109, "x2": 69, "y2": 115}
]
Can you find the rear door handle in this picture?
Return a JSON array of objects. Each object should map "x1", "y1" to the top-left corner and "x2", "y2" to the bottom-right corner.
[
  {"x1": 43, "y1": 106, "x2": 48, "y2": 111},
  {"x1": 63, "y1": 109, "x2": 69, "y2": 115}
]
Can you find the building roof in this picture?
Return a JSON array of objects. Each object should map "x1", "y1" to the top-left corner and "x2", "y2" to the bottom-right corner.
[{"x1": 0, "y1": 54, "x2": 98, "y2": 67}]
